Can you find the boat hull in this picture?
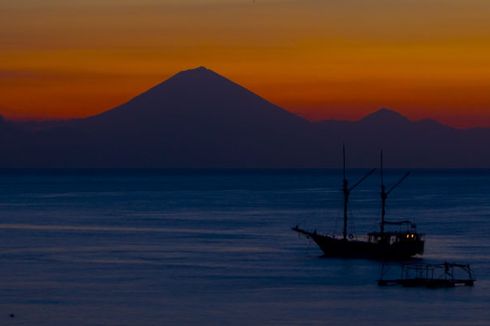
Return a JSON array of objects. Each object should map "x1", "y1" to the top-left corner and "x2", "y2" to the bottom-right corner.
[{"x1": 293, "y1": 227, "x2": 424, "y2": 259}]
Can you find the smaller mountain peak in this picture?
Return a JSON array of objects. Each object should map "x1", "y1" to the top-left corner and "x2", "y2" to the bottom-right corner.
[
  {"x1": 371, "y1": 108, "x2": 406, "y2": 118},
  {"x1": 361, "y1": 108, "x2": 410, "y2": 124}
]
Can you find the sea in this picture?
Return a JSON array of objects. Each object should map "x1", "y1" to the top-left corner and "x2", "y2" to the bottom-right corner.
[{"x1": 0, "y1": 169, "x2": 489, "y2": 325}]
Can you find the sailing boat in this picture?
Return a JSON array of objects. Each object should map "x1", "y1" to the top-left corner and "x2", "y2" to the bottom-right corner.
[{"x1": 292, "y1": 148, "x2": 424, "y2": 259}]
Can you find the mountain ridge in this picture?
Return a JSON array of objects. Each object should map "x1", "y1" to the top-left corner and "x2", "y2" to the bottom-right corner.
[{"x1": 1, "y1": 67, "x2": 490, "y2": 168}]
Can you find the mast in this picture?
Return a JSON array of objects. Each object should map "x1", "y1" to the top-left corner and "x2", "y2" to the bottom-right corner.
[
  {"x1": 380, "y1": 151, "x2": 387, "y2": 233},
  {"x1": 342, "y1": 145, "x2": 349, "y2": 240},
  {"x1": 341, "y1": 145, "x2": 376, "y2": 240},
  {"x1": 379, "y1": 150, "x2": 410, "y2": 233}
]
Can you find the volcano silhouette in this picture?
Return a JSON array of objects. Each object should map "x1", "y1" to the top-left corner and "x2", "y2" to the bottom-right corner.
[
  {"x1": 87, "y1": 66, "x2": 306, "y2": 129},
  {"x1": 22, "y1": 67, "x2": 316, "y2": 168}
]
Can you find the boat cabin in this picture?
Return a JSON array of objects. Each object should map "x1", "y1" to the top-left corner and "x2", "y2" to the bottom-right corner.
[{"x1": 367, "y1": 231, "x2": 423, "y2": 245}]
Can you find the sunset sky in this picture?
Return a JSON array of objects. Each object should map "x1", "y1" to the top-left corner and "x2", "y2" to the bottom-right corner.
[{"x1": 1, "y1": 0, "x2": 490, "y2": 127}]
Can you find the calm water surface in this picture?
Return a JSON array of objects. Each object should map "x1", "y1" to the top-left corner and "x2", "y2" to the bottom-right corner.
[{"x1": 0, "y1": 170, "x2": 489, "y2": 325}]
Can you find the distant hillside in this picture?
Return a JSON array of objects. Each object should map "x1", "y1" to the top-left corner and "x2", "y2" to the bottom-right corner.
[
  {"x1": 2, "y1": 67, "x2": 490, "y2": 168},
  {"x1": 315, "y1": 108, "x2": 490, "y2": 167}
]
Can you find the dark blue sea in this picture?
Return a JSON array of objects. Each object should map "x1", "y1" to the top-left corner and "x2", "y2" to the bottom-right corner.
[{"x1": 0, "y1": 170, "x2": 489, "y2": 325}]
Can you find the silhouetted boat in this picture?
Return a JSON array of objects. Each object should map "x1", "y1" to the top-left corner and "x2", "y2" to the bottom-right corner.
[
  {"x1": 292, "y1": 147, "x2": 424, "y2": 259},
  {"x1": 378, "y1": 262, "x2": 475, "y2": 287}
]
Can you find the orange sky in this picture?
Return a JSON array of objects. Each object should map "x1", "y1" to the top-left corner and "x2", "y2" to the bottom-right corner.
[{"x1": 1, "y1": 0, "x2": 490, "y2": 127}]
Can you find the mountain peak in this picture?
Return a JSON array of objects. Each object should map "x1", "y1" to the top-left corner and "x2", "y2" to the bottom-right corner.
[
  {"x1": 87, "y1": 66, "x2": 307, "y2": 128},
  {"x1": 180, "y1": 65, "x2": 211, "y2": 74},
  {"x1": 172, "y1": 66, "x2": 220, "y2": 79},
  {"x1": 152, "y1": 66, "x2": 234, "y2": 92},
  {"x1": 360, "y1": 108, "x2": 410, "y2": 124}
]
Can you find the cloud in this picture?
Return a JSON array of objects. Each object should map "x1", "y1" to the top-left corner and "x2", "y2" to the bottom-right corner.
[{"x1": 0, "y1": 70, "x2": 38, "y2": 79}]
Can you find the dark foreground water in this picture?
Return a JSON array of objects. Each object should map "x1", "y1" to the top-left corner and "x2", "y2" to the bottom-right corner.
[{"x1": 0, "y1": 170, "x2": 489, "y2": 325}]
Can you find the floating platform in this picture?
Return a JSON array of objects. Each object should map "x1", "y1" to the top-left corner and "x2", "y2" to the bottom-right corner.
[{"x1": 378, "y1": 262, "x2": 475, "y2": 288}]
